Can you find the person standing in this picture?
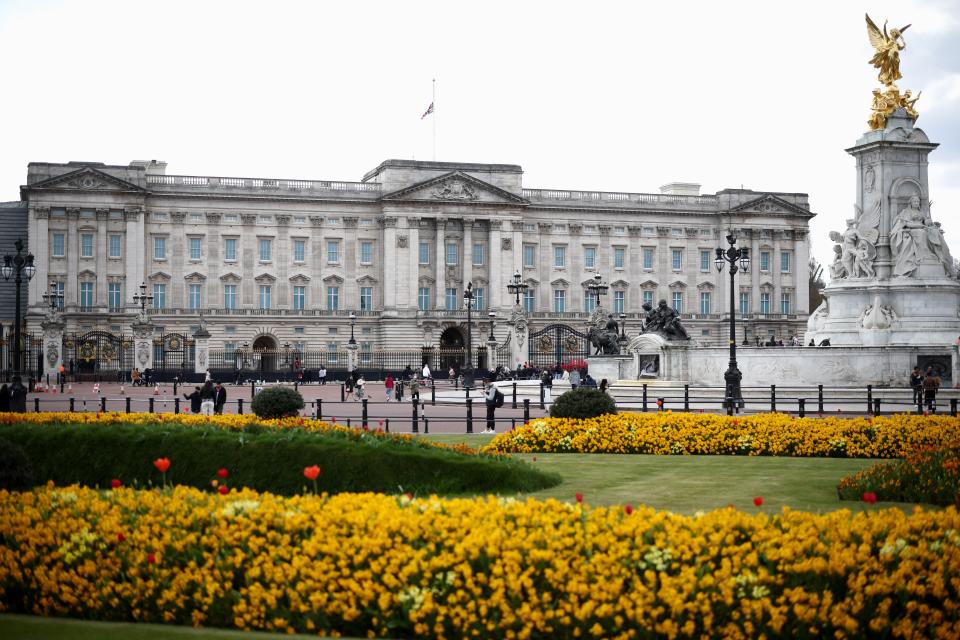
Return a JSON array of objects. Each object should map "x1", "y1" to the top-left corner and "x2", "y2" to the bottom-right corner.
[
  {"x1": 410, "y1": 376, "x2": 420, "y2": 403},
  {"x1": 384, "y1": 374, "x2": 394, "y2": 402},
  {"x1": 319, "y1": 365, "x2": 327, "y2": 386},
  {"x1": 214, "y1": 382, "x2": 228, "y2": 414},
  {"x1": 184, "y1": 386, "x2": 202, "y2": 413},
  {"x1": 570, "y1": 367, "x2": 581, "y2": 390},
  {"x1": 540, "y1": 368, "x2": 553, "y2": 404},
  {"x1": 355, "y1": 374, "x2": 366, "y2": 401},
  {"x1": 923, "y1": 367, "x2": 941, "y2": 413},
  {"x1": 200, "y1": 381, "x2": 216, "y2": 416},
  {"x1": 910, "y1": 367, "x2": 924, "y2": 407},
  {"x1": 0, "y1": 383, "x2": 11, "y2": 412},
  {"x1": 484, "y1": 378, "x2": 500, "y2": 434},
  {"x1": 344, "y1": 374, "x2": 355, "y2": 401},
  {"x1": 9, "y1": 377, "x2": 26, "y2": 413},
  {"x1": 422, "y1": 363, "x2": 432, "y2": 389}
]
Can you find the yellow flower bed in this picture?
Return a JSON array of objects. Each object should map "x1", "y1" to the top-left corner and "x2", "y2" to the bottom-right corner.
[
  {"x1": 483, "y1": 413, "x2": 960, "y2": 457},
  {"x1": 0, "y1": 412, "x2": 478, "y2": 456},
  {"x1": 2, "y1": 485, "x2": 959, "y2": 638}
]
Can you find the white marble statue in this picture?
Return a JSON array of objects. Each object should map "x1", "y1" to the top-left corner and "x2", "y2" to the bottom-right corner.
[
  {"x1": 891, "y1": 195, "x2": 955, "y2": 277},
  {"x1": 828, "y1": 203, "x2": 879, "y2": 279}
]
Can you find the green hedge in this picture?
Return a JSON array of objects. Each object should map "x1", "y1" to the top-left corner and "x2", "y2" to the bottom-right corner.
[
  {"x1": 550, "y1": 387, "x2": 618, "y2": 419},
  {"x1": 0, "y1": 421, "x2": 560, "y2": 496}
]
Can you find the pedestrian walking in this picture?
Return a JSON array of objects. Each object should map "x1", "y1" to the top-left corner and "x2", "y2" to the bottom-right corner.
[
  {"x1": 910, "y1": 367, "x2": 924, "y2": 406},
  {"x1": 344, "y1": 375, "x2": 354, "y2": 400},
  {"x1": 384, "y1": 374, "x2": 394, "y2": 402},
  {"x1": 540, "y1": 368, "x2": 553, "y2": 404},
  {"x1": 214, "y1": 382, "x2": 227, "y2": 414},
  {"x1": 395, "y1": 378, "x2": 404, "y2": 402},
  {"x1": 410, "y1": 376, "x2": 420, "y2": 403},
  {"x1": 319, "y1": 365, "x2": 327, "y2": 386},
  {"x1": 8, "y1": 377, "x2": 26, "y2": 413},
  {"x1": 923, "y1": 367, "x2": 941, "y2": 412},
  {"x1": 355, "y1": 375, "x2": 366, "y2": 401},
  {"x1": 422, "y1": 363, "x2": 432, "y2": 384},
  {"x1": 484, "y1": 378, "x2": 503, "y2": 433},
  {"x1": 184, "y1": 386, "x2": 202, "y2": 413}
]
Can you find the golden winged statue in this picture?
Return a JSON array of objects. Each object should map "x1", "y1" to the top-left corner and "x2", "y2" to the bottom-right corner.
[{"x1": 866, "y1": 14, "x2": 910, "y2": 88}]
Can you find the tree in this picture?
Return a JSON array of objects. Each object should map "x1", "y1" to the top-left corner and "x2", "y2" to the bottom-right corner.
[{"x1": 809, "y1": 256, "x2": 825, "y2": 310}]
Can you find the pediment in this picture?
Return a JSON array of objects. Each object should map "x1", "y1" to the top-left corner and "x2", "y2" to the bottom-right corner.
[
  {"x1": 639, "y1": 279, "x2": 658, "y2": 289},
  {"x1": 730, "y1": 194, "x2": 812, "y2": 217},
  {"x1": 550, "y1": 278, "x2": 570, "y2": 287},
  {"x1": 668, "y1": 280, "x2": 686, "y2": 289},
  {"x1": 148, "y1": 270, "x2": 171, "y2": 281},
  {"x1": 610, "y1": 279, "x2": 629, "y2": 288},
  {"x1": 418, "y1": 275, "x2": 436, "y2": 284},
  {"x1": 254, "y1": 273, "x2": 277, "y2": 283},
  {"x1": 289, "y1": 273, "x2": 311, "y2": 283},
  {"x1": 323, "y1": 274, "x2": 344, "y2": 284},
  {"x1": 696, "y1": 282, "x2": 715, "y2": 291},
  {"x1": 356, "y1": 275, "x2": 378, "y2": 285},
  {"x1": 219, "y1": 272, "x2": 242, "y2": 283},
  {"x1": 381, "y1": 171, "x2": 527, "y2": 205},
  {"x1": 27, "y1": 167, "x2": 146, "y2": 194},
  {"x1": 184, "y1": 271, "x2": 207, "y2": 282},
  {"x1": 77, "y1": 269, "x2": 97, "y2": 279}
]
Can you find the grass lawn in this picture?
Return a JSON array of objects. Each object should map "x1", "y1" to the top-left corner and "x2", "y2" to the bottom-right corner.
[
  {"x1": 421, "y1": 434, "x2": 920, "y2": 514},
  {"x1": 0, "y1": 614, "x2": 341, "y2": 640}
]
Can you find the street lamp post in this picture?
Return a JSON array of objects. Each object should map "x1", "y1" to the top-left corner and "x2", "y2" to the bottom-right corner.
[
  {"x1": 132, "y1": 282, "x2": 153, "y2": 313},
  {"x1": 586, "y1": 273, "x2": 608, "y2": 309},
  {"x1": 506, "y1": 269, "x2": 529, "y2": 306},
  {"x1": 2, "y1": 239, "x2": 36, "y2": 381},
  {"x1": 487, "y1": 311, "x2": 496, "y2": 372},
  {"x1": 348, "y1": 313, "x2": 357, "y2": 345},
  {"x1": 42, "y1": 281, "x2": 64, "y2": 314},
  {"x1": 463, "y1": 282, "x2": 476, "y2": 388},
  {"x1": 714, "y1": 234, "x2": 750, "y2": 413}
]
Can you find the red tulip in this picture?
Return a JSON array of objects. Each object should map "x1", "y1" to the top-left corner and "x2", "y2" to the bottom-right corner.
[
  {"x1": 183, "y1": 408, "x2": 189, "y2": 413},
  {"x1": 147, "y1": 552, "x2": 156, "y2": 564},
  {"x1": 404, "y1": 492, "x2": 413, "y2": 500},
  {"x1": 624, "y1": 504, "x2": 633, "y2": 515},
  {"x1": 303, "y1": 465, "x2": 321, "y2": 480},
  {"x1": 218, "y1": 485, "x2": 229, "y2": 495},
  {"x1": 753, "y1": 496, "x2": 763, "y2": 507},
  {"x1": 862, "y1": 491, "x2": 878, "y2": 504},
  {"x1": 111, "y1": 479, "x2": 122, "y2": 489},
  {"x1": 332, "y1": 416, "x2": 337, "y2": 423},
  {"x1": 217, "y1": 468, "x2": 229, "y2": 479},
  {"x1": 575, "y1": 492, "x2": 583, "y2": 504},
  {"x1": 153, "y1": 458, "x2": 171, "y2": 473},
  {"x1": 116, "y1": 533, "x2": 125, "y2": 542}
]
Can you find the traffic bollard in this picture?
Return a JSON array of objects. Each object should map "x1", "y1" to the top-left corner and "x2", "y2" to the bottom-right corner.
[{"x1": 466, "y1": 398, "x2": 473, "y2": 434}]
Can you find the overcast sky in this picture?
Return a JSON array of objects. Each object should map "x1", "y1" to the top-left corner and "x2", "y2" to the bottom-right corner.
[{"x1": 1, "y1": 0, "x2": 958, "y2": 270}]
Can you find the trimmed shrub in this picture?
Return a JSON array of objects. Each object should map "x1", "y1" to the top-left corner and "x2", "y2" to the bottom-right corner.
[
  {"x1": 0, "y1": 437, "x2": 34, "y2": 491},
  {"x1": 0, "y1": 420, "x2": 560, "y2": 496},
  {"x1": 251, "y1": 386, "x2": 305, "y2": 419},
  {"x1": 549, "y1": 387, "x2": 617, "y2": 419}
]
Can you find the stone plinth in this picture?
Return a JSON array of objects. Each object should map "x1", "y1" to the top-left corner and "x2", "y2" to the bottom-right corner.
[{"x1": 585, "y1": 355, "x2": 633, "y2": 384}]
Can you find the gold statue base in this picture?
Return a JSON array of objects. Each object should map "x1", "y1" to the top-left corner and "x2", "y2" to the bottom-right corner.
[{"x1": 869, "y1": 85, "x2": 920, "y2": 130}]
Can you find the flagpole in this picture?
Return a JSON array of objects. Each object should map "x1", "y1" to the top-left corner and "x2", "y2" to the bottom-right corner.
[{"x1": 432, "y1": 78, "x2": 436, "y2": 161}]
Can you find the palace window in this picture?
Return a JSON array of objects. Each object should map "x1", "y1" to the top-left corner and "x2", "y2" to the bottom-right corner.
[
  {"x1": 584, "y1": 247, "x2": 596, "y2": 269},
  {"x1": 585, "y1": 294, "x2": 595, "y2": 313},
  {"x1": 223, "y1": 285, "x2": 236, "y2": 309},
  {"x1": 472, "y1": 242, "x2": 484, "y2": 266},
  {"x1": 700, "y1": 250, "x2": 710, "y2": 272},
  {"x1": 446, "y1": 243, "x2": 458, "y2": 265},
  {"x1": 760, "y1": 251, "x2": 770, "y2": 272},
  {"x1": 671, "y1": 249, "x2": 682, "y2": 270},
  {"x1": 293, "y1": 286, "x2": 305, "y2": 310},
  {"x1": 760, "y1": 292, "x2": 770, "y2": 314},
  {"x1": 188, "y1": 284, "x2": 202, "y2": 309},
  {"x1": 700, "y1": 291, "x2": 711, "y2": 315},
  {"x1": 360, "y1": 241, "x2": 373, "y2": 265},
  {"x1": 740, "y1": 292, "x2": 749, "y2": 315},
  {"x1": 108, "y1": 283, "x2": 122, "y2": 310},
  {"x1": 258, "y1": 238, "x2": 272, "y2": 262},
  {"x1": 153, "y1": 283, "x2": 166, "y2": 309},
  {"x1": 523, "y1": 245, "x2": 535, "y2": 268},
  {"x1": 418, "y1": 287, "x2": 430, "y2": 311},
  {"x1": 419, "y1": 242, "x2": 430, "y2": 265},
  {"x1": 293, "y1": 239, "x2": 305, "y2": 262},
  {"x1": 109, "y1": 234, "x2": 122, "y2": 259},
  {"x1": 781, "y1": 292, "x2": 792, "y2": 314},
  {"x1": 327, "y1": 240, "x2": 340, "y2": 263},
  {"x1": 781, "y1": 251, "x2": 791, "y2": 273},
  {"x1": 53, "y1": 281, "x2": 65, "y2": 309},
  {"x1": 671, "y1": 291, "x2": 683, "y2": 313},
  {"x1": 643, "y1": 290, "x2": 654, "y2": 307},
  {"x1": 553, "y1": 289, "x2": 566, "y2": 313},
  {"x1": 524, "y1": 289, "x2": 535, "y2": 313},
  {"x1": 326, "y1": 286, "x2": 339, "y2": 311},
  {"x1": 614, "y1": 247, "x2": 625, "y2": 269},
  {"x1": 80, "y1": 234, "x2": 94, "y2": 258},
  {"x1": 52, "y1": 233, "x2": 65, "y2": 257},
  {"x1": 80, "y1": 282, "x2": 94, "y2": 310},
  {"x1": 554, "y1": 245, "x2": 566, "y2": 268},
  {"x1": 224, "y1": 238, "x2": 237, "y2": 261},
  {"x1": 190, "y1": 237, "x2": 202, "y2": 261},
  {"x1": 445, "y1": 287, "x2": 458, "y2": 311},
  {"x1": 643, "y1": 248, "x2": 654, "y2": 269},
  {"x1": 474, "y1": 287, "x2": 485, "y2": 311},
  {"x1": 259, "y1": 285, "x2": 272, "y2": 310},
  {"x1": 153, "y1": 237, "x2": 166, "y2": 260},
  {"x1": 613, "y1": 290, "x2": 625, "y2": 313},
  {"x1": 360, "y1": 286, "x2": 373, "y2": 311}
]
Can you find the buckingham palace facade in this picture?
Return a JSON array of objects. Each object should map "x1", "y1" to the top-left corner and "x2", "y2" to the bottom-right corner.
[{"x1": 17, "y1": 158, "x2": 814, "y2": 370}]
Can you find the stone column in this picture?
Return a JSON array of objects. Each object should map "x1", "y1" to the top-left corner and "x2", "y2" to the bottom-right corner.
[
  {"x1": 96, "y1": 209, "x2": 109, "y2": 307},
  {"x1": 772, "y1": 230, "x2": 782, "y2": 317},
  {"x1": 463, "y1": 218, "x2": 474, "y2": 288},
  {"x1": 435, "y1": 220, "x2": 446, "y2": 309},
  {"x1": 132, "y1": 317, "x2": 155, "y2": 372},
  {"x1": 29, "y1": 207, "x2": 50, "y2": 308},
  {"x1": 406, "y1": 217, "x2": 420, "y2": 311},
  {"x1": 275, "y1": 216, "x2": 290, "y2": 307},
  {"x1": 750, "y1": 230, "x2": 760, "y2": 316},
  {"x1": 124, "y1": 208, "x2": 145, "y2": 314},
  {"x1": 40, "y1": 314, "x2": 65, "y2": 379},
  {"x1": 382, "y1": 216, "x2": 398, "y2": 311},
  {"x1": 66, "y1": 208, "x2": 79, "y2": 308},
  {"x1": 193, "y1": 326, "x2": 210, "y2": 374},
  {"x1": 489, "y1": 220, "x2": 502, "y2": 311}
]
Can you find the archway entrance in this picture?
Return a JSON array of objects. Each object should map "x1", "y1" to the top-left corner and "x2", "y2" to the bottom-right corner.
[
  {"x1": 438, "y1": 327, "x2": 465, "y2": 373},
  {"x1": 252, "y1": 335, "x2": 278, "y2": 373}
]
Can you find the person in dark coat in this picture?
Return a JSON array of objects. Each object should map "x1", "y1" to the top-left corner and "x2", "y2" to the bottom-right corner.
[
  {"x1": 184, "y1": 386, "x2": 202, "y2": 413},
  {"x1": 214, "y1": 383, "x2": 227, "y2": 415},
  {"x1": 9, "y1": 377, "x2": 27, "y2": 413},
  {"x1": 0, "y1": 384, "x2": 10, "y2": 412}
]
